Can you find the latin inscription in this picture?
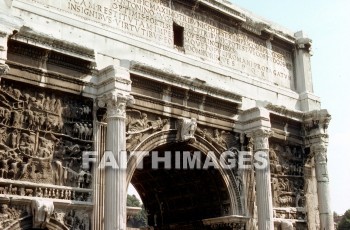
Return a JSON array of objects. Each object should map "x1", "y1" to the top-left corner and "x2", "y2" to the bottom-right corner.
[{"x1": 26, "y1": 0, "x2": 295, "y2": 88}]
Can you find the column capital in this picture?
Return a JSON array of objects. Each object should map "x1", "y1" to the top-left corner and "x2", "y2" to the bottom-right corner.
[
  {"x1": 246, "y1": 128, "x2": 272, "y2": 151},
  {"x1": 97, "y1": 92, "x2": 134, "y2": 119},
  {"x1": 295, "y1": 31, "x2": 312, "y2": 53},
  {"x1": 304, "y1": 109, "x2": 331, "y2": 146}
]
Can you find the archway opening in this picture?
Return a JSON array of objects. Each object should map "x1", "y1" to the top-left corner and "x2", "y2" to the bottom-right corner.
[{"x1": 131, "y1": 142, "x2": 231, "y2": 229}]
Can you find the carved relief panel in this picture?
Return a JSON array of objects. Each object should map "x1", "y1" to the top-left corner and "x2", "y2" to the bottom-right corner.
[
  {"x1": 0, "y1": 201, "x2": 91, "y2": 230},
  {"x1": 270, "y1": 142, "x2": 307, "y2": 224},
  {"x1": 270, "y1": 143, "x2": 305, "y2": 207},
  {"x1": 0, "y1": 79, "x2": 93, "y2": 189}
]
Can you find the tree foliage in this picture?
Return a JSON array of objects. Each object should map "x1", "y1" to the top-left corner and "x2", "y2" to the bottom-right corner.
[
  {"x1": 127, "y1": 194, "x2": 141, "y2": 207},
  {"x1": 127, "y1": 194, "x2": 147, "y2": 228},
  {"x1": 338, "y1": 209, "x2": 350, "y2": 230}
]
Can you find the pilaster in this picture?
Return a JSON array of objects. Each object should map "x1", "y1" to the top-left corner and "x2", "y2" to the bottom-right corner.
[
  {"x1": 294, "y1": 31, "x2": 321, "y2": 111},
  {"x1": 304, "y1": 109, "x2": 334, "y2": 230}
]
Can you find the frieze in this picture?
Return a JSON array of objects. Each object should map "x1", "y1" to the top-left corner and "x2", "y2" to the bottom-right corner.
[{"x1": 0, "y1": 79, "x2": 93, "y2": 188}]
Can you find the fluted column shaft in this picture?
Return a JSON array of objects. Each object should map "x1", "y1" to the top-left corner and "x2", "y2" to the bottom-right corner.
[
  {"x1": 98, "y1": 93, "x2": 133, "y2": 230},
  {"x1": 248, "y1": 129, "x2": 274, "y2": 230},
  {"x1": 312, "y1": 143, "x2": 334, "y2": 230}
]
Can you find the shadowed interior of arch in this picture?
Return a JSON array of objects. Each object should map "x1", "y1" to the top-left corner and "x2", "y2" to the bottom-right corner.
[{"x1": 131, "y1": 142, "x2": 231, "y2": 229}]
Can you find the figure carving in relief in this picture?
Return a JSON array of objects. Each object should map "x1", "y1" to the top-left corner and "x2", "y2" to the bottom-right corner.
[
  {"x1": 0, "y1": 127, "x2": 7, "y2": 145},
  {"x1": 37, "y1": 137, "x2": 53, "y2": 158},
  {"x1": 82, "y1": 105, "x2": 91, "y2": 119},
  {"x1": 0, "y1": 153, "x2": 9, "y2": 178},
  {"x1": 11, "y1": 110, "x2": 22, "y2": 128},
  {"x1": 86, "y1": 124, "x2": 93, "y2": 140},
  {"x1": 18, "y1": 159, "x2": 33, "y2": 179},
  {"x1": 50, "y1": 96, "x2": 56, "y2": 112},
  {"x1": 196, "y1": 127, "x2": 237, "y2": 151},
  {"x1": 126, "y1": 110, "x2": 168, "y2": 148},
  {"x1": 23, "y1": 109, "x2": 35, "y2": 130},
  {"x1": 0, "y1": 204, "x2": 17, "y2": 222},
  {"x1": 177, "y1": 117, "x2": 197, "y2": 143},
  {"x1": 128, "y1": 112, "x2": 149, "y2": 131},
  {"x1": 43, "y1": 96, "x2": 51, "y2": 111},
  {"x1": 213, "y1": 129, "x2": 228, "y2": 150},
  {"x1": 0, "y1": 107, "x2": 11, "y2": 125},
  {"x1": 77, "y1": 167, "x2": 91, "y2": 188},
  {"x1": 78, "y1": 123, "x2": 86, "y2": 139},
  {"x1": 0, "y1": 81, "x2": 93, "y2": 187},
  {"x1": 63, "y1": 210, "x2": 89, "y2": 230},
  {"x1": 10, "y1": 130, "x2": 19, "y2": 148},
  {"x1": 19, "y1": 133, "x2": 35, "y2": 156}
]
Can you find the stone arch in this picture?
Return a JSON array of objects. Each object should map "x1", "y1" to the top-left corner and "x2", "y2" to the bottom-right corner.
[{"x1": 126, "y1": 129, "x2": 243, "y2": 216}]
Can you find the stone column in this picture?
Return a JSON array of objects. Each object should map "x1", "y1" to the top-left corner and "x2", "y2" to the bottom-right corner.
[
  {"x1": 98, "y1": 92, "x2": 134, "y2": 230},
  {"x1": 311, "y1": 143, "x2": 334, "y2": 230},
  {"x1": 304, "y1": 109, "x2": 333, "y2": 230},
  {"x1": 248, "y1": 128, "x2": 274, "y2": 230}
]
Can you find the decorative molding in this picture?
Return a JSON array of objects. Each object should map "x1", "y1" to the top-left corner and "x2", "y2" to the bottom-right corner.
[
  {"x1": 132, "y1": 93, "x2": 236, "y2": 124},
  {"x1": 130, "y1": 63, "x2": 243, "y2": 104},
  {"x1": 202, "y1": 215, "x2": 249, "y2": 230},
  {"x1": 11, "y1": 30, "x2": 95, "y2": 61},
  {"x1": 265, "y1": 103, "x2": 304, "y2": 121}
]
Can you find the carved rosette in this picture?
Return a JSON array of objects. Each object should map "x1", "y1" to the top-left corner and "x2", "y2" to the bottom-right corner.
[
  {"x1": 98, "y1": 92, "x2": 134, "y2": 119},
  {"x1": 0, "y1": 63, "x2": 9, "y2": 76},
  {"x1": 247, "y1": 128, "x2": 272, "y2": 152}
]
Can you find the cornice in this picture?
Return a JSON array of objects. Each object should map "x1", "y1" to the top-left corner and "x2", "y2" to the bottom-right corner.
[
  {"x1": 129, "y1": 62, "x2": 242, "y2": 104},
  {"x1": 11, "y1": 28, "x2": 95, "y2": 62}
]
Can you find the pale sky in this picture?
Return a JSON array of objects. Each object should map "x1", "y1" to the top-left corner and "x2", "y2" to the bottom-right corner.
[{"x1": 128, "y1": 0, "x2": 350, "y2": 215}]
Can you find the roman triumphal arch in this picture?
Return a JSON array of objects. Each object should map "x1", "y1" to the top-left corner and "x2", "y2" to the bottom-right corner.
[{"x1": 0, "y1": 0, "x2": 334, "y2": 229}]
